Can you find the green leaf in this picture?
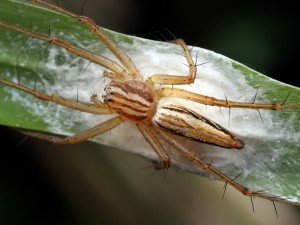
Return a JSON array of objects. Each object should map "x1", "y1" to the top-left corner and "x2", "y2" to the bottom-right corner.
[{"x1": 0, "y1": 0, "x2": 299, "y2": 206}]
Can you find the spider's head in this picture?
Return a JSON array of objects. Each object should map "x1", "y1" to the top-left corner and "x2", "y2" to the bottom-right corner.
[{"x1": 103, "y1": 80, "x2": 157, "y2": 122}]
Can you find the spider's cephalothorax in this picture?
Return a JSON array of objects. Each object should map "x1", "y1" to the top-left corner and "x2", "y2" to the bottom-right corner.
[{"x1": 103, "y1": 80, "x2": 157, "y2": 122}]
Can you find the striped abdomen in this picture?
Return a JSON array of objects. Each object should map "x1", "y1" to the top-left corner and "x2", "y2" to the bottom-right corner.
[
  {"x1": 103, "y1": 80, "x2": 156, "y2": 122},
  {"x1": 153, "y1": 104, "x2": 244, "y2": 149}
]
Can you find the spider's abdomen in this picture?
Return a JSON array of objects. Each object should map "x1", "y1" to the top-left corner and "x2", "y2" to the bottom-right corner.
[
  {"x1": 103, "y1": 80, "x2": 156, "y2": 122},
  {"x1": 154, "y1": 104, "x2": 244, "y2": 149}
]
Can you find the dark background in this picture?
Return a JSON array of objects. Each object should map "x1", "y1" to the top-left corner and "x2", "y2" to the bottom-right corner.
[{"x1": 1, "y1": 0, "x2": 299, "y2": 224}]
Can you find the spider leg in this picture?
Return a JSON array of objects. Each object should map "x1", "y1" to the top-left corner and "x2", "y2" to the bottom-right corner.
[
  {"x1": 0, "y1": 78, "x2": 114, "y2": 114},
  {"x1": 0, "y1": 21, "x2": 126, "y2": 76},
  {"x1": 31, "y1": 0, "x2": 141, "y2": 81},
  {"x1": 136, "y1": 122, "x2": 170, "y2": 169},
  {"x1": 18, "y1": 116, "x2": 124, "y2": 144},
  {"x1": 158, "y1": 87, "x2": 300, "y2": 110},
  {"x1": 149, "y1": 39, "x2": 197, "y2": 85},
  {"x1": 150, "y1": 122, "x2": 295, "y2": 205}
]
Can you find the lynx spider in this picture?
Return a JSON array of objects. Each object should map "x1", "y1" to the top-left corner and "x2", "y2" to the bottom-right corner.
[{"x1": 0, "y1": 0, "x2": 300, "y2": 208}]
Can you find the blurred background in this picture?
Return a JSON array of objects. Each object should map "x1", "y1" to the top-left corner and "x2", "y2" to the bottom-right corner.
[{"x1": 1, "y1": 0, "x2": 299, "y2": 224}]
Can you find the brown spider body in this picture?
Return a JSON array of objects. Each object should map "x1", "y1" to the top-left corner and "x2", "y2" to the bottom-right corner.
[
  {"x1": 103, "y1": 79, "x2": 244, "y2": 149},
  {"x1": 103, "y1": 80, "x2": 157, "y2": 122},
  {"x1": 154, "y1": 104, "x2": 244, "y2": 149}
]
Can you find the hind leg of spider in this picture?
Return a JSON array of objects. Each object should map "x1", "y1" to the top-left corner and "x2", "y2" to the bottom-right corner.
[
  {"x1": 19, "y1": 116, "x2": 124, "y2": 144},
  {"x1": 158, "y1": 87, "x2": 300, "y2": 110},
  {"x1": 148, "y1": 38, "x2": 197, "y2": 85},
  {"x1": 32, "y1": 0, "x2": 141, "y2": 81},
  {"x1": 150, "y1": 122, "x2": 296, "y2": 205},
  {"x1": 136, "y1": 122, "x2": 171, "y2": 169}
]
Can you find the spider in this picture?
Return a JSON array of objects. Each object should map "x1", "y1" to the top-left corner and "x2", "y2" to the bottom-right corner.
[{"x1": 0, "y1": 0, "x2": 300, "y2": 208}]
